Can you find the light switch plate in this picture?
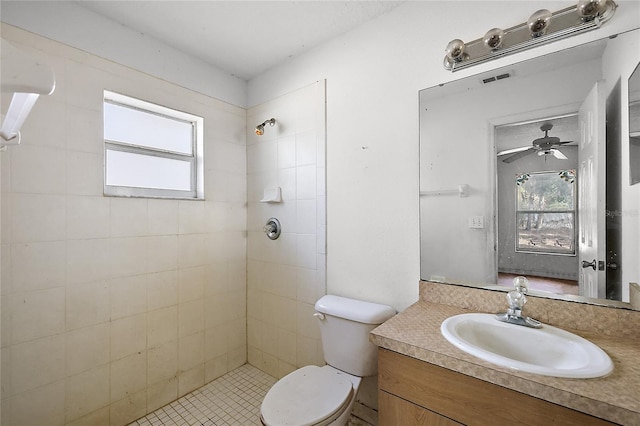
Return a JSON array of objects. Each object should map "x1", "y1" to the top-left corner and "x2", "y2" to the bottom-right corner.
[{"x1": 469, "y1": 216, "x2": 484, "y2": 229}]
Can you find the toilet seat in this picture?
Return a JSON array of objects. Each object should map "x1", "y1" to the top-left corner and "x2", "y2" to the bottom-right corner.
[{"x1": 260, "y1": 365, "x2": 354, "y2": 426}]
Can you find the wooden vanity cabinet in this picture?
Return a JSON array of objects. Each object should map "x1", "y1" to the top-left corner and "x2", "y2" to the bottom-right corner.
[{"x1": 378, "y1": 348, "x2": 615, "y2": 426}]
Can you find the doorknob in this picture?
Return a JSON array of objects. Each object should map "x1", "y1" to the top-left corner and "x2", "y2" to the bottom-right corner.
[{"x1": 582, "y1": 259, "x2": 597, "y2": 270}]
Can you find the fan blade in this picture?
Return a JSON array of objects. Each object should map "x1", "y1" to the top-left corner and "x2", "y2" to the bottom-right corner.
[
  {"x1": 497, "y1": 146, "x2": 531, "y2": 156},
  {"x1": 555, "y1": 140, "x2": 574, "y2": 146},
  {"x1": 501, "y1": 147, "x2": 535, "y2": 163},
  {"x1": 551, "y1": 149, "x2": 568, "y2": 160}
]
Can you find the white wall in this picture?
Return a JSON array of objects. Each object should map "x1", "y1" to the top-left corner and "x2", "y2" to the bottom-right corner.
[
  {"x1": 3, "y1": 1, "x2": 639, "y2": 313},
  {"x1": 0, "y1": 0, "x2": 247, "y2": 107},
  {"x1": 249, "y1": 1, "x2": 640, "y2": 311},
  {"x1": 1, "y1": 24, "x2": 247, "y2": 426}
]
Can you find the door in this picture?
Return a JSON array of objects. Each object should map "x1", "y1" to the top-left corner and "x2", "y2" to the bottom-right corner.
[{"x1": 578, "y1": 81, "x2": 606, "y2": 298}]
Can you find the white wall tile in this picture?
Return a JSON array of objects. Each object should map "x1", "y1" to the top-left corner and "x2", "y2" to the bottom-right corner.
[
  {"x1": 295, "y1": 130, "x2": 316, "y2": 166},
  {"x1": 2, "y1": 26, "x2": 258, "y2": 426},
  {"x1": 110, "y1": 198, "x2": 148, "y2": 238},
  {"x1": 277, "y1": 135, "x2": 296, "y2": 169},
  {"x1": 66, "y1": 323, "x2": 110, "y2": 376},
  {"x1": 110, "y1": 314, "x2": 147, "y2": 361},
  {"x1": 205, "y1": 326, "x2": 227, "y2": 361},
  {"x1": 227, "y1": 318, "x2": 246, "y2": 350},
  {"x1": 295, "y1": 234, "x2": 317, "y2": 269},
  {"x1": 19, "y1": 99, "x2": 66, "y2": 149},
  {"x1": 11, "y1": 145, "x2": 66, "y2": 194},
  {"x1": 148, "y1": 306, "x2": 178, "y2": 348},
  {"x1": 12, "y1": 194, "x2": 66, "y2": 242},
  {"x1": 147, "y1": 340, "x2": 178, "y2": 385},
  {"x1": 296, "y1": 268, "x2": 318, "y2": 304},
  {"x1": 247, "y1": 140, "x2": 277, "y2": 174},
  {"x1": 66, "y1": 196, "x2": 109, "y2": 240},
  {"x1": 178, "y1": 364, "x2": 204, "y2": 396},
  {"x1": 296, "y1": 164, "x2": 316, "y2": 200},
  {"x1": 109, "y1": 388, "x2": 147, "y2": 426},
  {"x1": 295, "y1": 87, "x2": 317, "y2": 133},
  {"x1": 296, "y1": 199, "x2": 317, "y2": 235},
  {"x1": 204, "y1": 169, "x2": 228, "y2": 202},
  {"x1": 316, "y1": 166, "x2": 326, "y2": 197},
  {"x1": 178, "y1": 299, "x2": 204, "y2": 338},
  {"x1": 66, "y1": 281, "x2": 110, "y2": 330},
  {"x1": 178, "y1": 266, "x2": 205, "y2": 303},
  {"x1": 110, "y1": 351, "x2": 147, "y2": 402},
  {"x1": 66, "y1": 151, "x2": 103, "y2": 196},
  {"x1": 146, "y1": 377, "x2": 177, "y2": 413},
  {"x1": 147, "y1": 270, "x2": 178, "y2": 311},
  {"x1": 178, "y1": 201, "x2": 206, "y2": 235},
  {"x1": 65, "y1": 406, "x2": 110, "y2": 426},
  {"x1": 65, "y1": 366, "x2": 110, "y2": 422},
  {"x1": 110, "y1": 275, "x2": 147, "y2": 320},
  {"x1": 66, "y1": 238, "x2": 109, "y2": 285},
  {"x1": 317, "y1": 226, "x2": 326, "y2": 255},
  {"x1": 11, "y1": 287, "x2": 65, "y2": 343},
  {"x1": 11, "y1": 241, "x2": 65, "y2": 291},
  {"x1": 108, "y1": 237, "x2": 147, "y2": 278},
  {"x1": 147, "y1": 235, "x2": 177, "y2": 273},
  {"x1": 178, "y1": 234, "x2": 206, "y2": 268},
  {"x1": 277, "y1": 167, "x2": 296, "y2": 202},
  {"x1": 2, "y1": 295, "x2": 12, "y2": 347},
  {"x1": 147, "y1": 199, "x2": 178, "y2": 235},
  {"x1": 66, "y1": 105, "x2": 103, "y2": 154},
  {"x1": 11, "y1": 335, "x2": 65, "y2": 394},
  {"x1": 11, "y1": 379, "x2": 65, "y2": 426},
  {"x1": 178, "y1": 331, "x2": 204, "y2": 371},
  {"x1": 207, "y1": 141, "x2": 247, "y2": 175},
  {"x1": 277, "y1": 328, "x2": 297, "y2": 365}
]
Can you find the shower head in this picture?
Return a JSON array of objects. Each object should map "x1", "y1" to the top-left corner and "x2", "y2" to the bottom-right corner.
[{"x1": 255, "y1": 118, "x2": 276, "y2": 136}]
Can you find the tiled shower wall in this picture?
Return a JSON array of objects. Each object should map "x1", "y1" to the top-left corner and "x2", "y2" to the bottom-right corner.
[
  {"x1": 0, "y1": 24, "x2": 248, "y2": 425},
  {"x1": 246, "y1": 82, "x2": 327, "y2": 379}
]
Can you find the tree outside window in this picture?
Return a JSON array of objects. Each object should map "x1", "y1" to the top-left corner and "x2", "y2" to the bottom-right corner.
[{"x1": 515, "y1": 170, "x2": 576, "y2": 255}]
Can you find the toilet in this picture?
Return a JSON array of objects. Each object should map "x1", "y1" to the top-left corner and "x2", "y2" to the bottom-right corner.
[{"x1": 260, "y1": 295, "x2": 396, "y2": 426}]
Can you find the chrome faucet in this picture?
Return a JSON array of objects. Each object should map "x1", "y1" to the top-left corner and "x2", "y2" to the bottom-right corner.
[{"x1": 496, "y1": 276, "x2": 542, "y2": 328}]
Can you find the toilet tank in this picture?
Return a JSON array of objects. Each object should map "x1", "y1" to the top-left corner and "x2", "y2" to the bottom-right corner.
[{"x1": 314, "y1": 295, "x2": 395, "y2": 377}]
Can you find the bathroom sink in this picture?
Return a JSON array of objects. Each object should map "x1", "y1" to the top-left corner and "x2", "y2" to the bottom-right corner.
[{"x1": 440, "y1": 313, "x2": 613, "y2": 378}]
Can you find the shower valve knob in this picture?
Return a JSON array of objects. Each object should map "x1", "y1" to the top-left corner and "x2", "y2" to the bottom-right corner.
[{"x1": 263, "y1": 217, "x2": 281, "y2": 240}]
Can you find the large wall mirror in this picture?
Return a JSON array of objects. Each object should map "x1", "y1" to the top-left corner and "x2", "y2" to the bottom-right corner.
[{"x1": 419, "y1": 28, "x2": 639, "y2": 310}]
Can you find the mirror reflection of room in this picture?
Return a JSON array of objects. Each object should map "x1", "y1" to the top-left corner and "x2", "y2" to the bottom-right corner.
[
  {"x1": 496, "y1": 116, "x2": 579, "y2": 295},
  {"x1": 419, "y1": 29, "x2": 640, "y2": 308}
]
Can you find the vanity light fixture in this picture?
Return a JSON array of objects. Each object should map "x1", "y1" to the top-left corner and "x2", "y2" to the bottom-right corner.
[{"x1": 443, "y1": 0, "x2": 617, "y2": 71}]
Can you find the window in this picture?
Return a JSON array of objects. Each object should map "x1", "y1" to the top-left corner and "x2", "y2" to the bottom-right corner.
[
  {"x1": 103, "y1": 91, "x2": 204, "y2": 199},
  {"x1": 515, "y1": 170, "x2": 576, "y2": 255}
]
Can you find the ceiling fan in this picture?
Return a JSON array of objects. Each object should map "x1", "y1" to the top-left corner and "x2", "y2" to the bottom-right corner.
[{"x1": 497, "y1": 123, "x2": 573, "y2": 163}]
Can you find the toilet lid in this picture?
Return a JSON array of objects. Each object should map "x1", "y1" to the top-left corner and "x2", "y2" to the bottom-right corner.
[{"x1": 261, "y1": 366, "x2": 354, "y2": 426}]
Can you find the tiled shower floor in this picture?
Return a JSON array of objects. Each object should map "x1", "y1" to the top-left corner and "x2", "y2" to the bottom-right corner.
[{"x1": 129, "y1": 364, "x2": 277, "y2": 426}]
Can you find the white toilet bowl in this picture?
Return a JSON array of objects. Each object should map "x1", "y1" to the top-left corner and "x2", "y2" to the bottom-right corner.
[
  {"x1": 260, "y1": 365, "x2": 362, "y2": 426},
  {"x1": 260, "y1": 295, "x2": 394, "y2": 426}
]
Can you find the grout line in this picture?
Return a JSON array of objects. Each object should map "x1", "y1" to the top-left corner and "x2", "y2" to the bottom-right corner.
[{"x1": 129, "y1": 364, "x2": 277, "y2": 426}]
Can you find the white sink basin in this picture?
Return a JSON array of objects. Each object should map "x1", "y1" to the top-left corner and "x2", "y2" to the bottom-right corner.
[{"x1": 440, "y1": 313, "x2": 613, "y2": 378}]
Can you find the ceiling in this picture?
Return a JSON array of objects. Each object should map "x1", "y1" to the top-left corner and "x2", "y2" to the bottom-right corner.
[{"x1": 73, "y1": 1, "x2": 405, "y2": 81}]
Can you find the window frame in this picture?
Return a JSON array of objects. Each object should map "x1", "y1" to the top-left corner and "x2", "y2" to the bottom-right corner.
[
  {"x1": 103, "y1": 90, "x2": 204, "y2": 200},
  {"x1": 514, "y1": 170, "x2": 577, "y2": 256}
]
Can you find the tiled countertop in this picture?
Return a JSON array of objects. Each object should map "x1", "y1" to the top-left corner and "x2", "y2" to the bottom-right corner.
[{"x1": 370, "y1": 283, "x2": 640, "y2": 425}]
